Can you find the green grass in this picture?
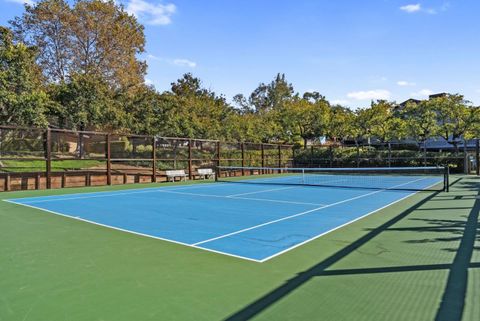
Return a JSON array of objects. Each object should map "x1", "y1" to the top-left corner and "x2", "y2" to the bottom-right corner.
[
  {"x1": 0, "y1": 159, "x2": 105, "y2": 172},
  {"x1": 0, "y1": 176, "x2": 478, "y2": 321}
]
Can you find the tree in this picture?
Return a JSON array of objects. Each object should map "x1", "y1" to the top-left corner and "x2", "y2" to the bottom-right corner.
[
  {"x1": 0, "y1": 26, "x2": 50, "y2": 127},
  {"x1": 433, "y1": 94, "x2": 479, "y2": 151},
  {"x1": 246, "y1": 73, "x2": 294, "y2": 112},
  {"x1": 279, "y1": 96, "x2": 330, "y2": 146},
  {"x1": 327, "y1": 105, "x2": 355, "y2": 143},
  {"x1": 49, "y1": 73, "x2": 119, "y2": 130},
  {"x1": 402, "y1": 100, "x2": 439, "y2": 145},
  {"x1": 11, "y1": 0, "x2": 146, "y2": 88},
  {"x1": 368, "y1": 100, "x2": 405, "y2": 143}
]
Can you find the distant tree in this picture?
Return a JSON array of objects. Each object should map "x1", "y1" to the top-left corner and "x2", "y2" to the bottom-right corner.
[
  {"x1": 433, "y1": 94, "x2": 479, "y2": 151},
  {"x1": 0, "y1": 26, "x2": 50, "y2": 127},
  {"x1": 279, "y1": 96, "x2": 330, "y2": 146},
  {"x1": 11, "y1": 0, "x2": 146, "y2": 88},
  {"x1": 402, "y1": 100, "x2": 439, "y2": 146},
  {"x1": 247, "y1": 73, "x2": 294, "y2": 112},
  {"x1": 368, "y1": 100, "x2": 405, "y2": 142},
  {"x1": 327, "y1": 105, "x2": 355, "y2": 143}
]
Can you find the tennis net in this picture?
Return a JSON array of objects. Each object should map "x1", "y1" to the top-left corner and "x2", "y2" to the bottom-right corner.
[{"x1": 216, "y1": 166, "x2": 449, "y2": 192}]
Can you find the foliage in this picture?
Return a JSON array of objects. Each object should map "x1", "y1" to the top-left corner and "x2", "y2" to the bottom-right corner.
[
  {"x1": 11, "y1": 0, "x2": 146, "y2": 88},
  {"x1": 0, "y1": 26, "x2": 51, "y2": 127}
]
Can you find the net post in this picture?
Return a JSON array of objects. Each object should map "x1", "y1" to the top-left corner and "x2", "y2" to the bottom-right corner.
[
  {"x1": 106, "y1": 134, "x2": 111, "y2": 185},
  {"x1": 302, "y1": 169, "x2": 305, "y2": 184},
  {"x1": 152, "y1": 136, "x2": 157, "y2": 183},
  {"x1": 44, "y1": 128, "x2": 51, "y2": 189}
]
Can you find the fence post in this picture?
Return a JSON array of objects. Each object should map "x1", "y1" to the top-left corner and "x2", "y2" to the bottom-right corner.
[
  {"x1": 387, "y1": 142, "x2": 392, "y2": 167},
  {"x1": 152, "y1": 136, "x2": 157, "y2": 182},
  {"x1": 261, "y1": 144, "x2": 265, "y2": 173},
  {"x1": 463, "y1": 139, "x2": 468, "y2": 174},
  {"x1": 476, "y1": 139, "x2": 479, "y2": 176},
  {"x1": 278, "y1": 145, "x2": 282, "y2": 169},
  {"x1": 329, "y1": 145, "x2": 333, "y2": 168},
  {"x1": 188, "y1": 139, "x2": 193, "y2": 180},
  {"x1": 423, "y1": 141, "x2": 427, "y2": 167},
  {"x1": 45, "y1": 128, "x2": 51, "y2": 189},
  {"x1": 310, "y1": 145, "x2": 314, "y2": 167},
  {"x1": 292, "y1": 146, "x2": 296, "y2": 167},
  {"x1": 106, "y1": 134, "x2": 111, "y2": 185},
  {"x1": 216, "y1": 141, "x2": 221, "y2": 178},
  {"x1": 356, "y1": 142, "x2": 360, "y2": 167},
  {"x1": 241, "y1": 143, "x2": 245, "y2": 176}
]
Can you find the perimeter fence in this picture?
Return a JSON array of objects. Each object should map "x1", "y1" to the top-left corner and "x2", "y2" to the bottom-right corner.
[
  {"x1": 0, "y1": 125, "x2": 478, "y2": 192},
  {"x1": 0, "y1": 126, "x2": 293, "y2": 191}
]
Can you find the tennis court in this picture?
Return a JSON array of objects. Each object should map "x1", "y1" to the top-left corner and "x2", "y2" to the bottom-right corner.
[{"x1": 5, "y1": 167, "x2": 446, "y2": 262}]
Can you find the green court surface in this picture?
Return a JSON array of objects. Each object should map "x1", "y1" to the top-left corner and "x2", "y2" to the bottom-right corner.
[{"x1": 1, "y1": 176, "x2": 478, "y2": 321}]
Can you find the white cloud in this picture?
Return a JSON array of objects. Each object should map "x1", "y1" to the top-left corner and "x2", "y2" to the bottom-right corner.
[
  {"x1": 126, "y1": 0, "x2": 176, "y2": 25},
  {"x1": 147, "y1": 54, "x2": 196, "y2": 68},
  {"x1": 400, "y1": 4, "x2": 421, "y2": 13},
  {"x1": 5, "y1": 0, "x2": 35, "y2": 5},
  {"x1": 145, "y1": 78, "x2": 154, "y2": 85},
  {"x1": 397, "y1": 80, "x2": 416, "y2": 87},
  {"x1": 347, "y1": 89, "x2": 391, "y2": 101},
  {"x1": 330, "y1": 99, "x2": 350, "y2": 105},
  {"x1": 411, "y1": 89, "x2": 434, "y2": 97},
  {"x1": 173, "y1": 58, "x2": 196, "y2": 68}
]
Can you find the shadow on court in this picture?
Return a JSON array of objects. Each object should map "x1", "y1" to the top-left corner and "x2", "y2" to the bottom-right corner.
[{"x1": 224, "y1": 177, "x2": 480, "y2": 321}]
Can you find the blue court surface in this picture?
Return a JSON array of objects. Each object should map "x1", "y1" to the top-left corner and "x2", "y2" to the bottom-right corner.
[{"x1": 5, "y1": 174, "x2": 442, "y2": 262}]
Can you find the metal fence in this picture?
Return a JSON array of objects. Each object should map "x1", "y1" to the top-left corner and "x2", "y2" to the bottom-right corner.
[
  {"x1": 292, "y1": 141, "x2": 480, "y2": 175},
  {"x1": 0, "y1": 126, "x2": 293, "y2": 191}
]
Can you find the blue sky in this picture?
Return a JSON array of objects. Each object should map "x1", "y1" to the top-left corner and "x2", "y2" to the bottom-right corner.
[{"x1": 1, "y1": 0, "x2": 479, "y2": 107}]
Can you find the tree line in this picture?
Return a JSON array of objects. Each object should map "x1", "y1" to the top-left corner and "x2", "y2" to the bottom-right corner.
[{"x1": 1, "y1": 0, "x2": 479, "y2": 149}]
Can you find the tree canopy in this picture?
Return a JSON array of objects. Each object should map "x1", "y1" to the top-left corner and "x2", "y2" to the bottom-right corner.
[{"x1": 1, "y1": 1, "x2": 479, "y2": 147}]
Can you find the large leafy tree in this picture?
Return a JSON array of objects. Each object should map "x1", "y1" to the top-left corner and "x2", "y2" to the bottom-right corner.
[
  {"x1": 279, "y1": 96, "x2": 330, "y2": 146},
  {"x1": 11, "y1": 0, "x2": 146, "y2": 88},
  {"x1": 402, "y1": 100, "x2": 439, "y2": 145},
  {"x1": 0, "y1": 26, "x2": 50, "y2": 127},
  {"x1": 367, "y1": 100, "x2": 405, "y2": 142},
  {"x1": 239, "y1": 73, "x2": 294, "y2": 112},
  {"x1": 49, "y1": 73, "x2": 119, "y2": 131},
  {"x1": 327, "y1": 105, "x2": 355, "y2": 143},
  {"x1": 433, "y1": 94, "x2": 479, "y2": 151}
]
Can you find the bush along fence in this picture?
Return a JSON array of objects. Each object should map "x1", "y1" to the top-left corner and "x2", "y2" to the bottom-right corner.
[{"x1": 0, "y1": 126, "x2": 293, "y2": 192}]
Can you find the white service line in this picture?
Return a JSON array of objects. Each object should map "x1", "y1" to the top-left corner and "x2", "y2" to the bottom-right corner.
[
  {"x1": 9, "y1": 182, "x2": 226, "y2": 204},
  {"x1": 155, "y1": 189, "x2": 326, "y2": 206},
  {"x1": 225, "y1": 186, "x2": 296, "y2": 197},
  {"x1": 192, "y1": 177, "x2": 429, "y2": 246}
]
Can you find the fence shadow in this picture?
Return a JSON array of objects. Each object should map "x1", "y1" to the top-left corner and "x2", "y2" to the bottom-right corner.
[{"x1": 224, "y1": 177, "x2": 476, "y2": 321}]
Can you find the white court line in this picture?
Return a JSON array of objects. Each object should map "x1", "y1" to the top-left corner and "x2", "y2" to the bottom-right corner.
[
  {"x1": 2, "y1": 199, "x2": 263, "y2": 263},
  {"x1": 155, "y1": 189, "x2": 326, "y2": 206},
  {"x1": 192, "y1": 177, "x2": 430, "y2": 246},
  {"x1": 226, "y1": 186, "x2": 295, "y2": 197},
  {"x1": 7, "y1": 182, "x2": 227, "y2": 204}
]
